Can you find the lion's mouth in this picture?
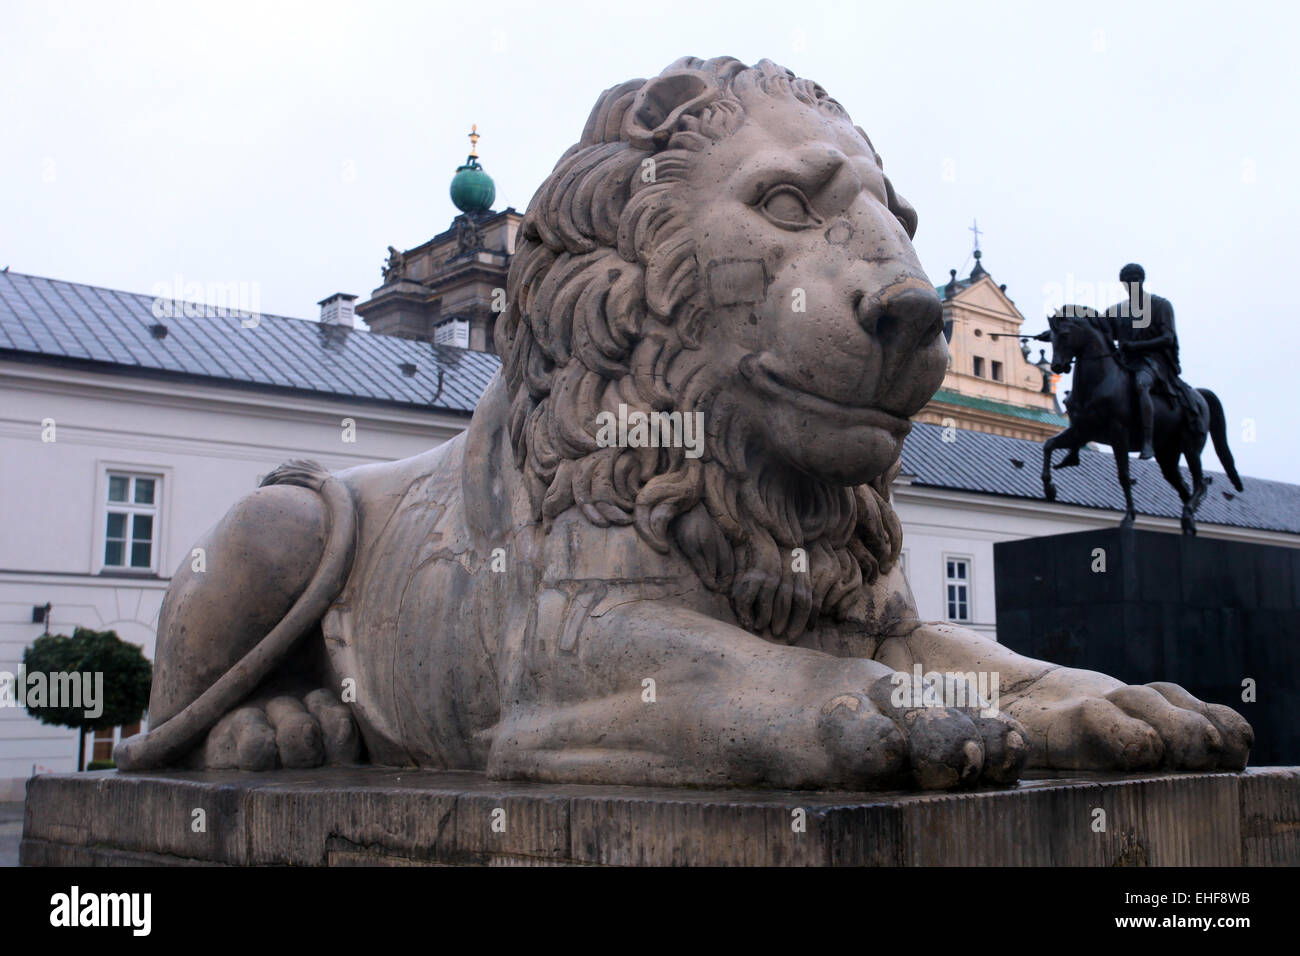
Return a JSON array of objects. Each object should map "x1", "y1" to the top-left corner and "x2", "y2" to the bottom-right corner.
[{"x1": 741, "y1": 355, "x2": 913, "y2": 437}]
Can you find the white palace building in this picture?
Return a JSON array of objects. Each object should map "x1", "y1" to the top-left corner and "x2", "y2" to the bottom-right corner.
[{"x1": 4, "y1": 209, "x2": 1298, "y2": 797}]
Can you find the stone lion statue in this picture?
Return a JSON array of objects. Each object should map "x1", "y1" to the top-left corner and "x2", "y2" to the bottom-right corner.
[{"x1": 117, "y1": 57, "x2": 1251, "y2": 788}]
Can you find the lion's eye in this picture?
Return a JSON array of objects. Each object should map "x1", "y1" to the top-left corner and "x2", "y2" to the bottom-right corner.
[{"x1": 759, "y1": 186, "x2": 821, "y2": 230}]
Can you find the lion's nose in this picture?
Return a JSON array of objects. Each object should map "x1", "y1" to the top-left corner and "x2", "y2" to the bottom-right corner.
[
  {"x1": 856, "y1": 285, "x2": 946, "y2": 398},
  {"x1": 857, "y1": 287, "x2": 945, "y2": 351}
]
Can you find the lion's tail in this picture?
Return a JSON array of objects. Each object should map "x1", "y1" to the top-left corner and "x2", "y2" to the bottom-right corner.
[
  {"x1": 114, "y1": 461, "x2": 357, "y2": 771},
  {"x1": 1199, "y1": 388, "x2": 1244, "y2": 492}
]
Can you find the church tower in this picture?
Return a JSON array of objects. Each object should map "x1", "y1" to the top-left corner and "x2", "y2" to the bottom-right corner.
[
  {"x1": 916, "y1": 240, "x2": 1067, "y2": 441},
  {"x1": 356, "y1": 126, "x2": 522, "y2": 353}
]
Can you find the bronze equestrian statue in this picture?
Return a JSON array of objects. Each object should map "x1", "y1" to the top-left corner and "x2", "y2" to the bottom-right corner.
[{"x1": 1039, "y1": 264, "x2": 1243, "y2": 535}]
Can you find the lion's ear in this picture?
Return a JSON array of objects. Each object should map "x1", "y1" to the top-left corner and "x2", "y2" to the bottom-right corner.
[
  {"x1": 855, "y1": 124, "x2": 919, "y2": 241},
  {"x1": 884, "y1": 176, "x2": 918, "y2": 240},
  {"x1": 623, "y1": 70, "x2": 718, "y2": 150}
]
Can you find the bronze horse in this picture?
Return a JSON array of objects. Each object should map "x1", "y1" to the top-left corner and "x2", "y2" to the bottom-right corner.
[{"x1": 1041, "y1": 306, "x2": 1242, "y2": 534}]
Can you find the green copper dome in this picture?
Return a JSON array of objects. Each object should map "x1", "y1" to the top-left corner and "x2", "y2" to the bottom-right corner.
[{"x1": 450, "y1": 157, "x2": 495, "y2": 213}]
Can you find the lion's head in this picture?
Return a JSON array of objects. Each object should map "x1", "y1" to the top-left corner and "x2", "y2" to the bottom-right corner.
[{"x1": 498, "y1": 56, "x2": 948, "y2": 642}]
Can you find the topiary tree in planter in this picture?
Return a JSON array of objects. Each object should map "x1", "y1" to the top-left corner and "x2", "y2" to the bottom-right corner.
[{"x1": 21, "y1": 627, "x2": 152, "y2": 771}]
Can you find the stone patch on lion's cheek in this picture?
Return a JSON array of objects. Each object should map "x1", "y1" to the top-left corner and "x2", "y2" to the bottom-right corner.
[
  {"x1": 705, "y1": 258, "x2": 769, "y2": 309},
  {"x1": 825, "y1": 220, "x2": 854, "y2": 246}
]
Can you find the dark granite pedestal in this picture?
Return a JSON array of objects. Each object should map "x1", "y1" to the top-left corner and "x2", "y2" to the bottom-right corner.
[
  {"x1": 19, "y1": 766, "x2": 1300, "y2": 866},
  {"x1": 995, "y1": 527, "x2": 1300, "y2": 764}
]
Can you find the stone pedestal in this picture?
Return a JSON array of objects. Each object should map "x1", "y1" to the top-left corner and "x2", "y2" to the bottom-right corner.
[
  {"x1": 20, "y1": 766, "x2": 1300, "y2": 866},
  {"x1": 994, "y1": 527, "x2": 1300, "y2": 764}
]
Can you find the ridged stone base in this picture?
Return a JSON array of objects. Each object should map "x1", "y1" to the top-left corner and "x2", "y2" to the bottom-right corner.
[{"x1": 20, "y1": 766, "x2": 1300, "y2": 866}]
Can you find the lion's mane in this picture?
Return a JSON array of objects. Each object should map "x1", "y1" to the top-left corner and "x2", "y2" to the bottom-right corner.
[{"x1": 497, "y1": 56, "x2": 908, "y2": 642}]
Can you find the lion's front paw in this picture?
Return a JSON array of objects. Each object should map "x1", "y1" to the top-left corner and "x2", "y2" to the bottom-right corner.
[
  {"x1": 1005, "y1": 675, "x2": 1252, "y2": 772},
  {"x1": 193, "y1": 688, "x2": 360, "y2": 770},
  {"x1": 817, "y1": 676, "x2": 1029, "y2": 791}
]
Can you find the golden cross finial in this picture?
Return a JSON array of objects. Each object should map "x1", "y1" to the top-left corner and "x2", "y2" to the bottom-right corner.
[{"x1": 468, "y1": 124, "x2": 480, "y2": 159}]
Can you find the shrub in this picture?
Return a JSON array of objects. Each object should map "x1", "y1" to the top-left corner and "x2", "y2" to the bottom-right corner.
[{"x1": 21, "y1": 627, "x2": 151, "y2": 770}]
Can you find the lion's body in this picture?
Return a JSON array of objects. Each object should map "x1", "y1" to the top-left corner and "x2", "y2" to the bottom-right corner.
[
  {"x1": 325, "y1": 372, "x2": 908, "y2": 778},
  {"x1": 326, "y1": 424, "x2": 498, "y2": 769}
]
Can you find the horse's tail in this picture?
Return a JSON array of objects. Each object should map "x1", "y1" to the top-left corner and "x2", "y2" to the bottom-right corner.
[{"x1": 1198, "y1": 388, "x2": 1244, "y2": 492}]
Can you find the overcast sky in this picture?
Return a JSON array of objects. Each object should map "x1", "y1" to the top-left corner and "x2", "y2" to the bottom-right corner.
[{"x1": 3, "y1": 0, "x2": 1296, "y2": 481}]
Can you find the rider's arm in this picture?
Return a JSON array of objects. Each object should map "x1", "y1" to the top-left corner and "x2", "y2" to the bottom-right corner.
[
  {"x1": 1121, "y1": 300, "x2": 1175, "y2": 351},
  {"x1": 1123, "y1": 333, "x2": 1174, "y2": 352}
]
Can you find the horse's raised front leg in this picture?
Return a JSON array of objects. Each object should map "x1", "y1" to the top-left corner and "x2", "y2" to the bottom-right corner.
[
  {"x1": 1053, "y1": 447, "x2": 1081, "y2": 469},
  {"x1": 1041, "y1": 427, "x2": 1076, "y2": 502}
]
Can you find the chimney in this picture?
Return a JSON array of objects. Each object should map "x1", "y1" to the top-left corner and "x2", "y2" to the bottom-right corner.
[
  {"x1": 434, "y1": 316, "x2": 470, "y2": 348},
  {"x1": 318, "y1": 293, "x2": 358, "y2": 327}
]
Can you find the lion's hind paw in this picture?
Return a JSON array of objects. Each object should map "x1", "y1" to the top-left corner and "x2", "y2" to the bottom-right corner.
[{"x1": 195, "y1": 688, "x2": 359, "y2": 770}]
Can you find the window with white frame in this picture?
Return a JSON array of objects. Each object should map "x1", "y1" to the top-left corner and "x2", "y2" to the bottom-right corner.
[
  {"x1": 103, "y1": 473, "x2": 160, "y2": 572},
  {"x1": 945, "y1": 557, "x2": 971, "y2": 622}
]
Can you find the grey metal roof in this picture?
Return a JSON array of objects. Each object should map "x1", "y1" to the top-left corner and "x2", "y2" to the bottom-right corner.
[
  {"x1": 901, "y1": 421, "x2": 1300, "y2": 535},
  {"x1": 0, "y1": 270, "x2": 500, "y2": 414}
]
